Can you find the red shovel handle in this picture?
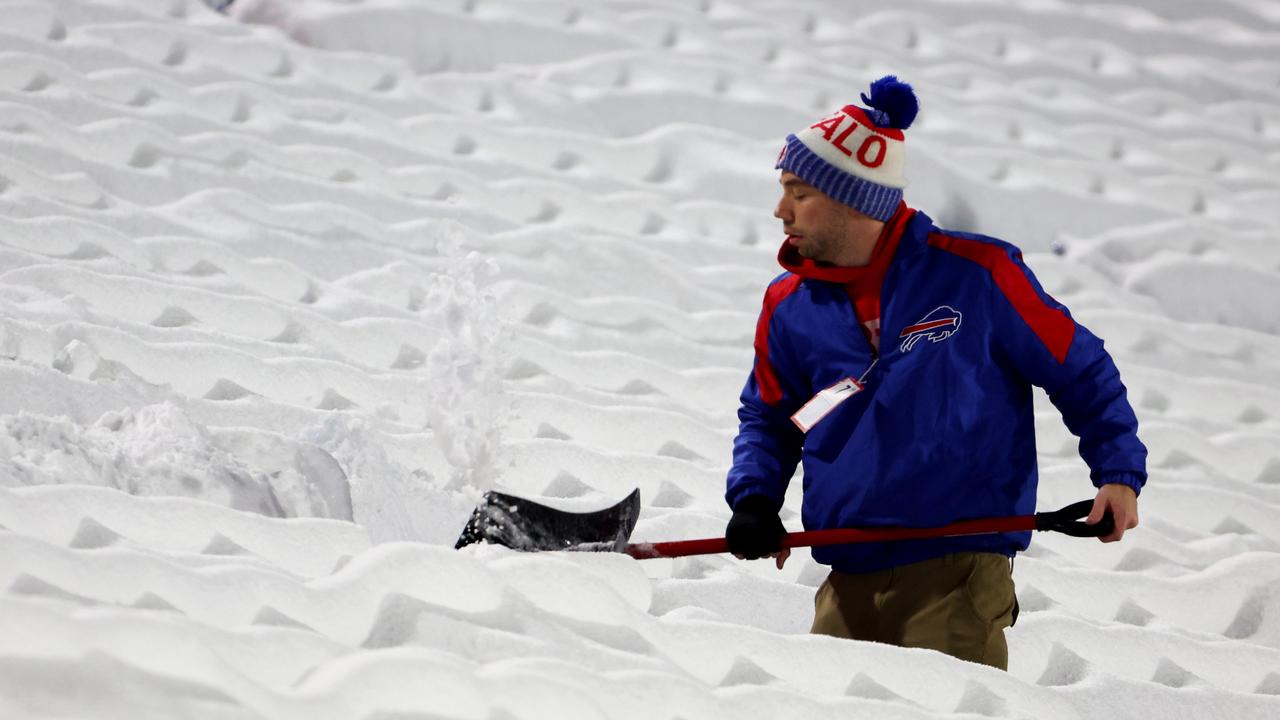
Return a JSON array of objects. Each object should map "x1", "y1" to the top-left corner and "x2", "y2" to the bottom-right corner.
[{"x1": 622, "y1": 502, "x2": 1102, "y2": 560}]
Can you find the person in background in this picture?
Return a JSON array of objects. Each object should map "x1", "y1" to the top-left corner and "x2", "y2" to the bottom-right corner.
[
  {"x1": 201, "y1": 0, "x2": 310, "y2": 44},
  {"x1": 724, "y1": 75, "x2": 1147, "y2": 671}
]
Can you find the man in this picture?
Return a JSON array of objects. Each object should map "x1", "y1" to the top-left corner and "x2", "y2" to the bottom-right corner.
[{"x1": 723, "y1": 76, "x2": 1147, "y2": 671}]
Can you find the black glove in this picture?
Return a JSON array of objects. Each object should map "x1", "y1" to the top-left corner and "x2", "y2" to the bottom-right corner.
[{"x1": 726, "y1": 495, "x2": 786, "y2": 559}]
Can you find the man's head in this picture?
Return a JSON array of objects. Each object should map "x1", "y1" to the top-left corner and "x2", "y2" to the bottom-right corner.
[
  {"x1": 774, "y1": 172, "x2": 880, "y2": 263},
  {"x1": 774, "y1": 76, "x2": 918, "y2": 223}
]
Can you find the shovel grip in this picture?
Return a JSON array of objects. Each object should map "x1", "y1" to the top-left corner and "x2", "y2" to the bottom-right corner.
[
  {"x1": 1033, "y1": 499, "x2": 1115, "y2": 538},
  {"x1": 623, "y1": 500, "x2": 1109, "y2": 559}
]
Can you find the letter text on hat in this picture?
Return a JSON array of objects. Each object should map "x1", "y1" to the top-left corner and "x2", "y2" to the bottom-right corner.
[
  {"x1": 857, "y1": 136, "x2": 887, "y2": 168},
  {"x1": 831, "y1": 117, "x2": 859, "y2": 157},
  {"x1": 810, "y1": 114, "x2": 843, "y2": 141}
]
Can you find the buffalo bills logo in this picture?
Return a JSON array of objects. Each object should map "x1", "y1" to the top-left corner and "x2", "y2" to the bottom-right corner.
[{"x1": 899, "y1": 306, "x2": 962, "y2": 353}]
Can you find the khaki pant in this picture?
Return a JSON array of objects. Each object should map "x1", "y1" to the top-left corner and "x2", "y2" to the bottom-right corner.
[{"x1": 811, "y1": 552, "x2": 1018, "y2": 670}]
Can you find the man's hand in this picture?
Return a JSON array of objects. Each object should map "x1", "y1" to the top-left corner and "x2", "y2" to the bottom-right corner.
[
  {"x1": 733, "y1": 546, "x2": 791, "y2": 570},
  {"x1": 726, "y1": 495, "x2": 791, "y2": 569},
  {"x1": 1087, "y1": 483, "x2": 1139, "y2": 542}
]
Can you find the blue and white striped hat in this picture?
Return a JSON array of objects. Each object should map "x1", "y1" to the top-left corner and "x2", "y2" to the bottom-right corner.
[{"x1": 775, "y1": 76, "x2": 919, "y2": 222}]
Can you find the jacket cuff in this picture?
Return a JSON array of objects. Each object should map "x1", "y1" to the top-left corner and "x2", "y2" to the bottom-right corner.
[
  {"x1": 729, "y1": 492, "x2": 784, "y2": 514},
  {"x1": 734, "y1": 493, "x2": 783, "y2": 514},
  {"x1": 1094, "y1": 471, "x2": 1145, "y2": 497}
]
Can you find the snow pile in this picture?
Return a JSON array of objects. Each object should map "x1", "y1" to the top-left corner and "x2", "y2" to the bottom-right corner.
[
  {"x1": 1, "y1": 402, "x2": 352, "y2": 520},
  {"x1": 0, "y1": 0, "x2": 1278, "y2": 718}
]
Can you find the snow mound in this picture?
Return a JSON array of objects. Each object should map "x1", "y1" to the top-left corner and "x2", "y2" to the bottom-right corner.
[{"x1": 0, "y1": 0, "x2": 1277, "y2": 718}]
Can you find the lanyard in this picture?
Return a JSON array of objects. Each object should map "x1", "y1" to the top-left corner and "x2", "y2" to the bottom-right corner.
[{"x1": 790, "y1": 358, "x2": 878, "y2": 433}]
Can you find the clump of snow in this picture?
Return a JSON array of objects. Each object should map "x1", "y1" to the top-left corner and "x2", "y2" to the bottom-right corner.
[
  {"x1": 0, "y1": 402, "x2": 351, "y2": 520},
  {"x1": 297, "y1": 231, "x2": 513, "y2": 545},
  {"x1": 420, "y1": 233, "x2": 509, "y2": 495},
  {"x1": 301, "y1": 411, "x2": 474, "y2": 545}
]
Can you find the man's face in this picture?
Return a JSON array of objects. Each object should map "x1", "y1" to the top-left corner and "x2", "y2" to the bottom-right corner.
[{"x1": 774, "y1": 172, "x2": 849, "y2": 263}]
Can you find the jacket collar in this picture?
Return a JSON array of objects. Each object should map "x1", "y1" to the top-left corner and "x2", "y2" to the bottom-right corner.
[{"x1": 776, "y1": 202, "x2": 920, "y2": 284}]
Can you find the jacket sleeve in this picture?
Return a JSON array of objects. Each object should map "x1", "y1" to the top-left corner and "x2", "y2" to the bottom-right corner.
[
  {"x1": 725, "y1": 284, "x2": 807, "y2": 510},
  {"x1": 990, "y1": 250, "x2": 1148, "y2": 495}
]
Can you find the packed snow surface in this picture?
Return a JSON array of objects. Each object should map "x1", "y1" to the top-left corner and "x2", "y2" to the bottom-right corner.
[{"x1": 1, "y1": 0, "x2": 1279, "y2": 718}]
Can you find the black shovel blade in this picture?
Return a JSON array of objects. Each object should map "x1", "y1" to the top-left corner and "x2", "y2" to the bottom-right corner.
[{"x1": 454, "y1": 488, "x2": 642, "y2": 553}]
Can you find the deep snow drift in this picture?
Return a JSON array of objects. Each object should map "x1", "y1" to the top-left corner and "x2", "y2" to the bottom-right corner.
[{"x1": 1, "y1": 0, "x2": 1279, "y2": 718}]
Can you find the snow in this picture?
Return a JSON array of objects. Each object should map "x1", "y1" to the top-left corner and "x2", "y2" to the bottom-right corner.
[{"x1": 1, "y1": 0, "x2": 1279, "y2": 717}]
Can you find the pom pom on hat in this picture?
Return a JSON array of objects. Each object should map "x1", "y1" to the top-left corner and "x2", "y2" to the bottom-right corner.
[
  {"x1": 774, "y1": 74, "x2": 918, "y2": 221},
  {"x1": 859, "y1": 75, "x2": 918, "y2": 130}
]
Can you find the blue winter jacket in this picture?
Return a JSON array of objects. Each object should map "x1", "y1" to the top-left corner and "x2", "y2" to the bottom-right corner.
[{"x1": 726, "y1": 204, "x2": 1148, "y2": 573}]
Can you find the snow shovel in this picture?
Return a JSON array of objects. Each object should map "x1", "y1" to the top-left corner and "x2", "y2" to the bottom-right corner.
[{"x1": 454, "y1": 490, "x2": 1114, "y2": 559}]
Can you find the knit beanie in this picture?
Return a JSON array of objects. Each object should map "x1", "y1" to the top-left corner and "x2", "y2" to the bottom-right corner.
[{"x1": 775, "y1": 76, "x2": 919, "y2": 222}]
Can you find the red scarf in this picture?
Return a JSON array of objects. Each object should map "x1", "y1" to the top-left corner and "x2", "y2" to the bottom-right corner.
[{"x1": 777, "y1": 202, "x2": 915, "y2": 352}]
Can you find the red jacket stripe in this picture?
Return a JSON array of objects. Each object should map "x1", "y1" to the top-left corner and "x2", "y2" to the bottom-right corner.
[
  {"x1": 928, "y1": 234, "x2": 1075, "y2": 363},
  {"x1": 754, "y1": 274, "x2": 804, "y2": 405}
]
